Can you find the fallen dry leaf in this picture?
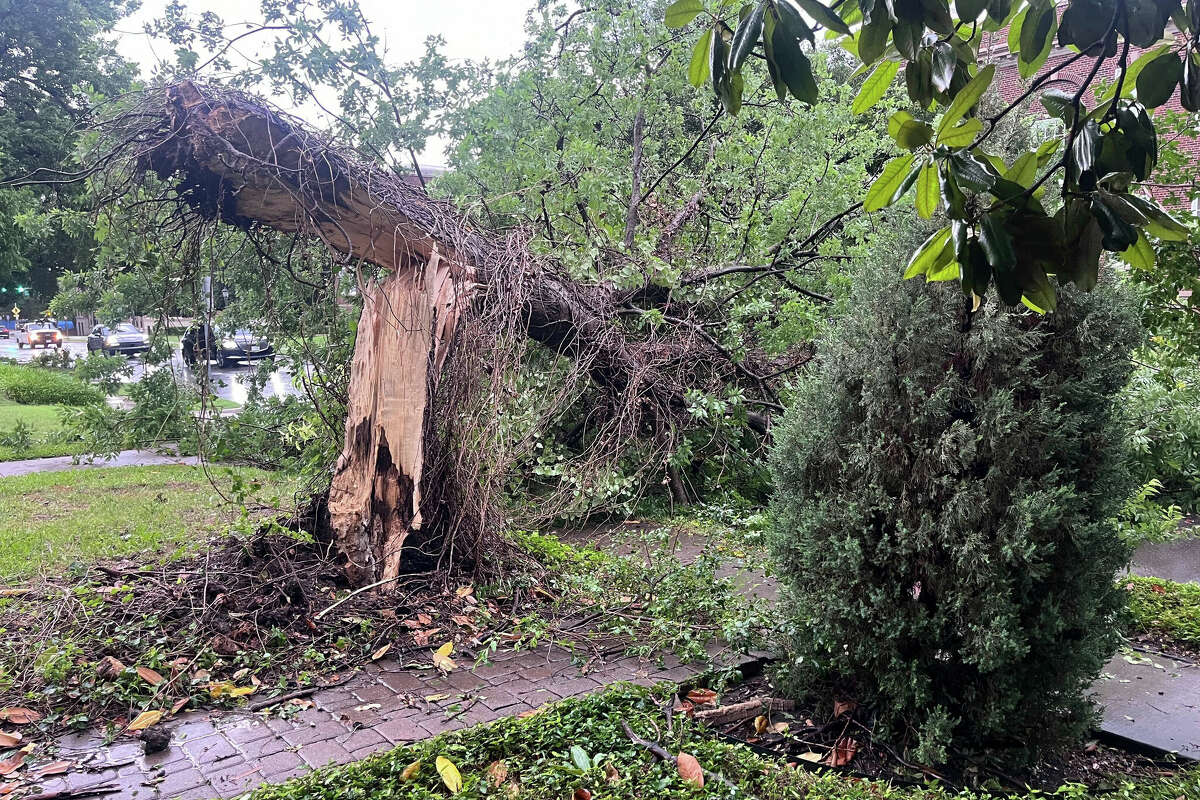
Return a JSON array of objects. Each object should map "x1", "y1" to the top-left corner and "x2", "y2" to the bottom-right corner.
[
  {"x1": 771, "y1": 722, "x2": 790, "y2": 734},
  {"x1": 432, "y1": 642, "x2": 456, "y2": 672},
  {"x1": 450, "y1": 615, "x2": 475, "y2": 627},
  {"x1": 170, "y1": 698, "x2": 189, "y2": 715},
  {"x1": 207, "y1": 682, "x2": 255, "y2": 699},
  {"x1": 436, "y1": 756, "x2": 462, "y2": 794},
  {"x1": 686, "y1": 688, "x2": 717, "y2": 706},
  {"x1": 412, "y1": 627, "x2": 441, "y2": 647},
  {"x1": 455, "y1": 586, "x2": 474, "y2": 598},
  {"x1": 136, "y1": 667, "x2": 165, "y2": 686},
  {"x1": 0, "y1": 733, "x2": 19, "y2": 748},
  {"x1": 96, "y1": 656, "x2": 126, "y2": 679},
  {"x1": 423, "y1": 694, "x2": 449, "y2": 703},
  {"x1": 370, "y1": 644, "x2": 392, "y2": 661},
  {"x1": 823, "y1": 737, "x2": 857, "y2": 767},
  {"x1": 573, "y1": 789, "x2": 591, "y2": 800},
  {"x1": 417, "y1": 613, "x2": 433, "y2": 625},
  {"x1": 0, "y1": 754, "x2": 23, "y2": 776},
  {"x1": 517, "y1": 707, "x2": 544, "y2": 719},
  {"x1": 35, "y1": 761, "x2": 72, "y2": 777},
  {"x1": 0, "y1": 709, "x2": 40, "y2": 726},
  {"x1": 753, "y1": 715, "x2": 769, "y2": 734},
  {"x1": 672, "y1": 699, "x2": 695, "y2": 717},
  {"x1": 676, "y1": 752, "x2": 704, "y2": 788},
  {"x1": 486, "y1": 760, "x2": 509, "y2": 787},
  {"x1": 402, "y1": 618, "x2": 422, "y2": 629},
  {"x1": 604, "y1": 763, "x2": 620, "y2": 784},
  {"x1": 832, "y1": 699, "x2": 857, "y2": 718},
  {"x1": 0, "y1": 589, "x2": 29, "y2": 598},
  {"x1": 128, "y1": 710, "x2": 164, "y2": 731},
  {"x1": 400, "y1": 760, "x2": 421, "y2": 781},
  {"x1": 797, "y1": 751, "x2": 822, "y2": 763}
]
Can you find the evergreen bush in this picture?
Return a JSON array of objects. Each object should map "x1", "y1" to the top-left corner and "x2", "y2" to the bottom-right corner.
[{"x1": 768, "y1": 264, "x2": 1140, "y2": 764}]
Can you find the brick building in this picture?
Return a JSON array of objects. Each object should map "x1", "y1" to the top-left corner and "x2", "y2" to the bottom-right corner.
[{"x1": 981, "y1": 17, "x2": 1199, "y2": 207}]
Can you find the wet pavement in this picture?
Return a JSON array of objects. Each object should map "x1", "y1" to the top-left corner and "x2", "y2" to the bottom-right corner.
[
  {"x1": 0, "y1": 338, "x2": 303, "y2": 406},
  {"x1": 22, "y1": 644, "x2": 748, "y2": 799},
  {"x1": 0, "y1": 448, "x2": 199, "y2": 478},
  {"x1": 1095, "y1": 651, "x2": 1200, "y2": 759},
  {"x1": 1130, "y1": 535, "x2": 1200, "y2": 584}
]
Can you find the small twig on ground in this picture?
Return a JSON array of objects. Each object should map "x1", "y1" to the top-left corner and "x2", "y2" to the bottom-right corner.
[
  {"x1": 693, "y1": 697, "x2": 795, "y2": 725},
  {"x1": 620, "y1": 719, "x2": 745, "y2": 794},
  {"x1": 313, "y1": 575, "x2": 404, "y2": 620}
]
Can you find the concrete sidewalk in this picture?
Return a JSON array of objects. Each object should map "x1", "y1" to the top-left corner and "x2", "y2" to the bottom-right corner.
[{"x1": 0, "y1": 449, "x2": 199, "y2": 478}]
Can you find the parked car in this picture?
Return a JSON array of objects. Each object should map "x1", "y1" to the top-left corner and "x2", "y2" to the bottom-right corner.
[
  {"x1": 87, "y1": 323, "x2": 150, "y2": 356},
  {"x1": 14, "y1": 322, "x2": 63, "y2": 349},
  {"x1": 181, "y1": 323, "x2": 273, "y2": 367},
  {"x1": 0, "y1": 326, "x2": 10, "y2": 339}
]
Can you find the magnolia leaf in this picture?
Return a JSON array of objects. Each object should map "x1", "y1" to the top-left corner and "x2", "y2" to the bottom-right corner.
[
  {"x1": 893, "y1": 119, "x2": 935, "y2": 150},
  {"x1": 688, "y1": 28, "x2": 714, "y2": 87},
  {"x1": 0, "y1": 732, "x2": 21, "y2": 748},
  {"x1": 1136, "y1": 50, "x2": 1182, "y2": 107},
  {"x1": 791, "y1": 0, "x2": 852, "y2": 34},
  {"x1": 904, "y1": 227, "x2": 952, "y2": 278},
  {"x1": 128, "y1": 710, "x2": 164, "y2": 731},
  {"x1": 798, "y1": 751, "x2": 824, "y2": 762},
  {"x1": 432, "y1": 642, "x2": 457, "y2": 672},
  {"x1": 436, "y1": 755, "x2": 463, "y2": 794},
  {"x1": 0, "y1": 708, "x2": 41, "y2": 725},
  {"x1": 207, "y1": 682, "x2": 255, "y2": 698},
  {"x1": 0, "y1": 752, "x2": 24, "y2": 776},
  {"x1": 573, "y1": 789, "x2": 592, "y2": 800},
  {"x1": 754, "y1": 714, "x2": 769, "y2": 733},
  {"x1": 686, "y1": 688, "x2": 718, "y2": 705},
  {"x1": 401, "y1": 762, "x2": 422, "y2": 783},
  {"x1": 915, "y1": 161, "x2": 939, "y2": 219},
  {"x1": 980, "y1": 213, "x2": 1017, "y2": 271},
  {"x1": 864, "y1": 154, "x2": 917, "y2": 211},
  {"x1": 852, "y1": 60, "x2": 900, "y2": 114},
  {"x1": 665, "y1": 0, "x2": 705, "y2": 28},
  {"x1": 1119, "y1": 229, "x2": 1156, "y2": 270},
  {"x1": 36, "y1": 760, "x2": 73, "y2": 776},
  {"x1": 371, "y1": 644, "x2": 392, "y2": 661},
  {"x1": 935, "y1": 117, "x2": 982, "y2": 147},
  {"x1": 937, "y1": 63, "x2": 994, "y2": 134},
  {"x1": 136, "y1": 666, "x2": 165, "y2": 686},
  {"x1": 676, "y1": 752, "x2": 704, "y2": 787},
  {"x1": 730, "y1": 2, "x2": 766, "y2": 70}
]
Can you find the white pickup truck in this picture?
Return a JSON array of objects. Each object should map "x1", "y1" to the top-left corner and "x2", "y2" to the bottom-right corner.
[{"x1": 14, "y1": 322, "x2": 64, "y2": 349}]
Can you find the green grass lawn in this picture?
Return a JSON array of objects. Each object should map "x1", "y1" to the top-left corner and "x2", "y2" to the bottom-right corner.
[
  {"x1": 0, "y1": 464, "x2": 293, "y2": 580},
  {"x1": 1125, "y1": 575, "x2": 1200, "y2": 648},
  {"x1": 0, "y1": 399, "x2": 87, "y2": 461}
]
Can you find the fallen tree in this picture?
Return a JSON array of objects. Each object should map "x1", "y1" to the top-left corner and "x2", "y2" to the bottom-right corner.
[{"x1": 90, "y1": 82, "x2": 808, "y2": 584}]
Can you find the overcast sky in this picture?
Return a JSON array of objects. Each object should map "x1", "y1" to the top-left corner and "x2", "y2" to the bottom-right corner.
[{"x1": 112, "y1": 0, "x2": 538, "y2": 164}]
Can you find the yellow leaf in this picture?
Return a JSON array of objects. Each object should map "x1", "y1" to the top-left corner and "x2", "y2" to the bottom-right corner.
[
  {"x1": 371, "y1": 644, "x2": 392, "y2": 661},
  {"x1": 432, "y1": 642, "x2": 456, "y2": 672},
  {"x1": 400, "y1": 760, "x2": 421, "y2": 781},
  {"x1": 753, "y1": 715, "x2": 768, "y2": 734},
  {"x1": 436, "y1": 755, "x2": 463, "y2": 794},
  {"x1": 424, "y1": 693, "x2": 450, "y2": 702},
  {"x1": 128, "y1": 710, "x2": 164, "y2": 731},
  {"x1": 207, "y1": 682, "x2": 255, "y2": 698},
  {"x1": 798, "y1": 751, "x2": 823, "y2": 762}
]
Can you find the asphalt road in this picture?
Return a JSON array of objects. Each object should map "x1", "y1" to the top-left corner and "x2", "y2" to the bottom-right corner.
[{"x1": 0, "y1": 337, "x2": 303, "y2": 405}]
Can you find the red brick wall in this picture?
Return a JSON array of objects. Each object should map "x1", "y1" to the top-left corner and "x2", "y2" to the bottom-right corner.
[{"x1": 981, "y1": 22, "x2": 1198, "y2": 205}]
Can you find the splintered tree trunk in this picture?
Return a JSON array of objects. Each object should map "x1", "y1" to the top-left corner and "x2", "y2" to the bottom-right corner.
[{"x1": 328, "y1": 251, "x2": 468, "y2": 584}]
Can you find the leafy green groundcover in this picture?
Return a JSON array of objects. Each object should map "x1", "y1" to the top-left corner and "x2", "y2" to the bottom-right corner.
[
  {"x1": 1125, "y1": 576, "x2": 1200, "y2": 648},
  {"x1": 244, "y1": 686, "x2": 1200, "y2": 800},
  {"x1": 0, "y1": 364, "x2": 103, "y2": 406}
]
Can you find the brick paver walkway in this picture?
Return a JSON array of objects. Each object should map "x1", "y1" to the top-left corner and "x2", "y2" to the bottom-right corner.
[{"x1": 31, "y1": 643, "x2": 737, "y2": 799}]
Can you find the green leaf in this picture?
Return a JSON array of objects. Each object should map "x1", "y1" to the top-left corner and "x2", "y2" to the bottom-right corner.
[
  {"x1": 853, "y1": 60, "x2": 901, "y2": 113},
  {"x1": 857, "y1": 12, "x2": 892, "y2": 63},
  {"x1": 937, "y1": 63, "x2": 995, "y2": 134},
  {"x1": 893, "y1": 119, "x2": 935, "y2": 149},
  {"x1": 1072, "y1": 120, "x2": 1099, "y2": 175},
  {"x1": 775, "y1": 0, "x2": 816, "y2": 43},
  {"x1": 865, "y1": 153, "x2": 918, "y2": 211},
  {"x1": 772, "y1": 27, "x2": 819, "y2": 103},
  {"x1": 904, "y1": 226, "x2": 952, "y2": 278},
  {"x1": 791, "y1": 0, "x2": 853, "y2": 34},
  {"x1": 888, "y1": 110, "x2": 915, "y2": 138},
  {"x1": 957, "y1": 0, "x2": 989, "y2": 20},
  {"x1": 1123, "y1": 193, "x2": 1190, "y2": 241},
  {"x1": 960, "y1": 238, "x2": 992, "y2": 296},
  {"x1": 1040, "y1": 88, "x2": 1082, "y2": 125},
  {"x1": 570, "y1": 745, "x2": 592, "y2": 772},
  {"x1": 1092, "y1": 196, "x2": 1139, "y2": 251},
  {"x1": 935, "y1": 117, "x2": 982, "y2": 147},
  {"x1": 1018, "y1": 2, "x2": 1056, "y2": 79},
  {"x1": 1182, "y1": 50, "x2": 1200, "y2": 111},
  {"x1": 1112, "y1": 45, "x2": 1172, "y2": 100},
  {"x1": 689, "y1": 28, "x2": 714, "y2": 86},
  {"x1": 915, "y1": 161, "x2": 939, "y2": 218},
  {"x1": 1003, "y1": 151, "x2": 1038, "y2": 187},
  {"x1": 938, "y1": 162, "x2": 968, "y2": 218},
  {"x1": 666, "y1": 0, "x2": 706, "y2": 28},
  {"x1": 906, "y1": 50, "x2": 934, "y2": 108},
  {"x1": 979, "y1": 212, "x2": 1017, "y2": 271},
  {"x1": 932, "y1": 43, "x2": 957, "y2": 92},
  {"x1": 1118, "y1": 228, "x2": 1155, "y2": 269},
  {"x1": 1135, "y1": 50, "x2": 1182, "y2": 107},
  {"x1": 730, "y1": 2, "x2": 767, "y2": 69},
  {"x1": 1020, "y1": 265, "x2": 1057, "y2": 312}
]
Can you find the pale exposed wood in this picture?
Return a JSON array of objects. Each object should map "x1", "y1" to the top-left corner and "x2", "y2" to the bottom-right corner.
[{"x1": 692, "y1": 697, "x2": 795, "y2": 725}]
